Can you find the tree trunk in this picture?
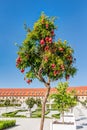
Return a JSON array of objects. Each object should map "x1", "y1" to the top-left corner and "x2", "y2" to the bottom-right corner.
[
  {"x1": 40, "y1": 85, "x2": 50, "y2": 130},
  {"x1": 28, "y1": 108, "x2": 32, "y2": 117},
  {"x1": 62, "y1": 111, "x2": 64, "y2": 124},
  {"x1": 71, "y1": 107, "x2": 73, "y2": 113}
]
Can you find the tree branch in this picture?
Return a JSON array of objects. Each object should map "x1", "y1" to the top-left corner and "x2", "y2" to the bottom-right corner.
[{"x1": 33, "y1": 67, "x2": 47, "y2": 85}]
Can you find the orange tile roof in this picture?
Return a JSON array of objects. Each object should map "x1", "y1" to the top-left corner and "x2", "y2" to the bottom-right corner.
[{"x1": 0, "y1": 86, "x2": 87, "y2": 97}]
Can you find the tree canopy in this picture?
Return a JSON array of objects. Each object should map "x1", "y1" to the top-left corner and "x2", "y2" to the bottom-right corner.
[
  {"x1": 50, "y1": 82, "x2": 77, "y2": 123},
  {"x1": 26, "y1": 97, "x2": 35, "y2": 109},
  {"x1": 16, "y1": 13, "x2": 76, "y2": 84},
  {"x1": 50, "y1": 82, "x2": 77, "y2": 112}
]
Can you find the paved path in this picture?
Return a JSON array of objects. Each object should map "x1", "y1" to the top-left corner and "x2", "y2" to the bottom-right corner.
[
  {"x1": 1, "y1": 104, "x2": 87, "y2": 130},
  {"x1": 5, "y1": 118, "x2": 51, "y2": 130}
]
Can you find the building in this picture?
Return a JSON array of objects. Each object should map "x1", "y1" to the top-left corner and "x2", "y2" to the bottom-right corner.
[{"x1": 0, "y1": 86, "x2": 87, "y2": 103}]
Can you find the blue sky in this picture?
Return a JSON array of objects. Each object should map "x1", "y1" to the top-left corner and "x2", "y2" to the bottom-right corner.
[{"x1": 0, "y1": 0, "x2": 87, "y2": 88}]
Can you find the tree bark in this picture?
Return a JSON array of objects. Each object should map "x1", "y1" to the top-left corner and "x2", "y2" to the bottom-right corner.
[
  {"x1": 62, "y1": 111, "x2": 64, "y2": 124},
  {"x1": 40, "y1": 84, "x2": 50, "y2": 130}
]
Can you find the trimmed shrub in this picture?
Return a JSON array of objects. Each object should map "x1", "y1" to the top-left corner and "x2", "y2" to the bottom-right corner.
[
  {"x1": 2, "y1": 110, "x2": 27, "y2": 117},
  {"x1": 52, "y1": 113, "x2": 60, "y2": 119},
  {"x1": 0, "y1": 120, "x2": 16, "y2": 130},
  {"x1": 32, "y1": 109, "x2": 50, "y2": 118}
]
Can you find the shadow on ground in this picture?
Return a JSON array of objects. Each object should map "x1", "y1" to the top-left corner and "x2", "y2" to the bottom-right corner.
[{"x1": 76, "y1": 125, "x2": 83, "y2": 129}]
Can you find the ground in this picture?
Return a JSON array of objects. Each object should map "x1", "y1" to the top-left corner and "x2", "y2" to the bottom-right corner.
[{"x1": 0, "y1": 103, "x2": 87, "y2": 130}]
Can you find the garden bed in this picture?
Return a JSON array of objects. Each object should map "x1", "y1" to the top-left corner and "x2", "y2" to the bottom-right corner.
[
  {"x1": 53, "y1": 121, "x2": 74, "y2": 125},
  {"x1": 50, "y1": 113, "x2": 76, "y2": 130},
  {"x1": 31, "y1": 109, "x2": 50, "y2": 118},
  {"x1": 50, "y1": 121, "x2": 76, "y2": 130},
  {"x1": 2, "y1": 110, "x2": 26, "y2": 118}
]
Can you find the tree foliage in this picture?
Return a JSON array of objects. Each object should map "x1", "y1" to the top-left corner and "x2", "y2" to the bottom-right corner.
[
  {"x1": 36, "y1": 98, "x2": 42, "y2": 107},
  {"x1": 16, "y1": 13, "x2": 76, "y2": 84},
  {"x1": 4, "y1": 99, "x2": 10, "y2": 106},
  {"x1": 50, "y1": 82, "x2": 77, "y2": 123},
  {"x1": 26, "y1": 97, "x2": 35, "y2": 109}
]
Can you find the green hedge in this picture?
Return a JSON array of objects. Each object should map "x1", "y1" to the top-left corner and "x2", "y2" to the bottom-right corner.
[
  {"x1": 52, "y1": 113, "x2": 60, "y2": 119},
  {"x1": 2, "y1": 111, "x2": 18, "y2": 117},
  {"x1": 32, "y1": 109, "x2": 50, "y2": 118},
  {"x1": 0, "y1": 120, "x2": 16, "y2": 130},
  {"x1": 0, "y1": 104, "x2": 21, "y2": 107},
  {"x1": 0, "y1": 104, "x2": 5, "y2": 107},
  {"x1": 2, "y1": 110, "x2": 26, "y2": 118}
]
